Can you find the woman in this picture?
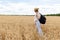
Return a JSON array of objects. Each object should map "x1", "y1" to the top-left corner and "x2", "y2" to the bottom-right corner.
[{"x1": 34, "y1": 8, "x2": 43, "y2": 36}]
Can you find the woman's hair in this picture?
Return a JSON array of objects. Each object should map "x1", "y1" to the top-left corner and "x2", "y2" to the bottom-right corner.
[{"x1": 34, "y1": 8, "x2": 39, "y2": 12}]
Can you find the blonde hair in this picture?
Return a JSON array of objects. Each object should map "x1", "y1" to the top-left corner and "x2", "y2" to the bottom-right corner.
[{"x1": 34, "y1": 8, "x2": 39, "y2": 12}]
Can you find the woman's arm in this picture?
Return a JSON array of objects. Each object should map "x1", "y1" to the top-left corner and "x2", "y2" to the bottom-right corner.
[{"x1": 34, "y1": 16, "x2": 37, "y2": 25}]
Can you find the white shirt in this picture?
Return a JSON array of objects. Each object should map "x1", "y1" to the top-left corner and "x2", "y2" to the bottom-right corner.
[
  {"x1": 34, "y1": 12, "x2": 41, "y2": 22},
  {"x1": 34, "y1": 12, "x2": 43, "y2": 36}
]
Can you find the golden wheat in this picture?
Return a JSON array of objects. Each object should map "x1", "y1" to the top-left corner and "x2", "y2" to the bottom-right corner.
[{"x1": 0, "y1": 16, "x2": 60, "y2": 40}]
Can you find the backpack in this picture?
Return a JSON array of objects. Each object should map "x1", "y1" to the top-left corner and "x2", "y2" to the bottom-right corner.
[{"x1": 39, "y1": 13, "x2": 46, "y2": 24}]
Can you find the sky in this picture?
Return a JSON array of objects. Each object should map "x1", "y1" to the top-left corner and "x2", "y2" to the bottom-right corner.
[{"x1": 0, "y1": 0, "x2": 60, "y2": 15}]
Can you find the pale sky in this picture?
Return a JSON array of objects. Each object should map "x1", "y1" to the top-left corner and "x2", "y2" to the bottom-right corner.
[{"x1": 0, "y1": 0, "x2": 60, "y2": 15}]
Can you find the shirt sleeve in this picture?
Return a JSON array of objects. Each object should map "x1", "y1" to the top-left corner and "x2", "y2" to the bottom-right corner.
[
  {"x1": 36, "y1": 13, "x2": 41, "y2": 19},
  {"x1": 34, "y1": 16, "x2": 37, "y2": 22}
]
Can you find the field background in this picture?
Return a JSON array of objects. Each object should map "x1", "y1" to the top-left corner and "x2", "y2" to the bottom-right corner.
[{"x1": 0, "y1": 16, "x2": 60, "y2": 40}]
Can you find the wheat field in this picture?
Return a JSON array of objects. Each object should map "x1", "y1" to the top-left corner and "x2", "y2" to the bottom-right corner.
[{"x1": 0, "y1": 16, "x2": 60, "y2": 40}]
